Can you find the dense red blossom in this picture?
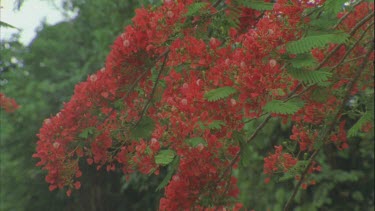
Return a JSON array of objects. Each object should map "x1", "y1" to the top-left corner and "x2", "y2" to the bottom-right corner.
[
  {"x1": 33, "y1": 0, "x2": 374, "y2": 209},
  {"x1": 263, "y1": 146, "x2": 298, "y2": 175},
  {"x1": 0, "y1": 93, "x2": 20, "y2": 113}
]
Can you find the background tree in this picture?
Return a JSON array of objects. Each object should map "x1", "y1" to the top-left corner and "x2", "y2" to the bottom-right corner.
[
  {"x1": 1, "y1": 0, "x2": 374, "y2": 210},
  {"x1": 1, "y1": 1, "x2": 163, "y2": 210}
]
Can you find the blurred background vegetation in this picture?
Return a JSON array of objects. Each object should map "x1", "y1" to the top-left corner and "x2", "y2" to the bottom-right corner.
[{"x1": 0, "y1": 0, "x2": 373, "y2": 210}]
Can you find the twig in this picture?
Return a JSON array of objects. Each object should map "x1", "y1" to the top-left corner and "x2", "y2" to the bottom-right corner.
[
  {"x1": 315, "y1": 11, "x2": 374, "y2": 71},
  {"x1": 349, "y1": 12, "x2": 374, "y2": 37},
  {"x1": 134, "y1": 50, "x2": 170, "y2": 126},
  {"x1": 283, "y1": 42, "x2": 374, "y2": 211},
  {"x1": 333, "y1": 0, "x2": 364, "y2": 29},
  {"x1": 338, "y1": 55, "x2": 366, "y2": 65},
  {"x1": 95, "y1": 49, "x2": 170, "y2": 124},
  {"x1": 332, "y1": 21, "x2": 374, "y2": 70},
  {"x1": 217, "y1": 114, "x2": 272, "y2": 182}
]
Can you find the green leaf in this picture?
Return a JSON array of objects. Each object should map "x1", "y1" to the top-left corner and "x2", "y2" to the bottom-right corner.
[
  {"x1": 311, "y1": 88, "x2": 329, "y2": 103},
  {"x1": 288, "y1": 68, "x2": 332, "y2": 85},
  {"x1": 263, "y1": 99, "x2": 305, "y2": 115},
  {"x1": 156, "y1": 157, "x2": 179, "y2": 191},
  {"x1": 130, "y1": 116, "x2": 155, "y2": 140},
  {"x1": 348, "y1": 112, "x2": 372, "y2": 137},
  {"x1": 208, "y1": 120, "x2": 226, "y2": 130},
  {"x1": 324, "y1": 0, "x2": 348, "y2": 15},
  {"x1": 185, "y1": 2, "x2": 208, "y2": 17},
  {"x1": 204, "y1": 86, "x2": 237, "y2": 102},
  {"x1": 365, "y1": 96, "x2": 374, "y2": 119},
  {"x1": 78, "y1": 127, "x2": 96, "y2": 139},
  {"x1": 286, "y1": 32, "x2": 349, "y2": 54},
  {"x1": 185, "y1": 137, "x2": 207, "y2": 147},
  {"x1": 240, "y1": 1, "x2": 274, "y2": 10},
  {"x1": 155, "y1": 149, "x2": 176, "y2": 166},
  {"x1": 234, "y1": 131, "x2": 251, "y2": 167},
  {"x1": 224, "y1": 6, "x2": 241, "y2": 29},
  {"x1": 114, "y1": 99, "x2": 125, "y2": 110},
  {"x1": 289, "y1": 54, "x2": 318, "y2": 68},
  {"x1": 309, "y1": 17, "x2": 338, "y2": 30}
]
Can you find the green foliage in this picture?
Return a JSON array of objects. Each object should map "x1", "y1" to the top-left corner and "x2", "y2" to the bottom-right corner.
[
  {"x1": 308, "y1": 17, "x2": 338, "y2": 30},
  {"x1": 279, "y1": 160, "x2": 309, "y2": 182},
  {"x1": 130, "y1": 117, "x2": 155, "y2": 140},
  {"x1": 156, "y1": 156, "x2": 179, "y2": 191},
  {"x1": 263, "y1": 99, "x2": 305, "y2": 115},
  {"x1": 225, "y1": 6, "x2": 241, "y2": 29},
  {"x1": 323, "y1": 0, "x2": 348, "y2": 15},
  {"x1": 208, "y1": 120, "x2": 226, "y2": 130},
  {"x1": 286, "y1": 32, "x2": 349, "y2": 54},
  {"x1": 185, "y1": 2, "x2": 209, "y2": 17},
  {"x1": 311, "y1": 87, "x2": 330, "y2": 102},
  {"x1": 155, "y1": 150, "x2": 176, "y2": 166},
  {"x1": 78, "y1": 127, "x2": 96, "y2": 139},
  {"x1": 348, "y1": 94, "x2": 374, "y2": 137},
  {"x1": 1, "y1": 1, "x2": 158, "y2": 210},
  {"x1": 348, "y1": 112, "x2": 372, "y2": 137},
  {"x1": 204, "y1": 86, "x2": 237, "y2": 102},
  {"x1": 185, "y1": 137, "x2": 207, "y2": 147},
  {"x1": 239, "y1": 0, "x2": 274, "y2": 10},
  {"x1": 1, "y1": 0, "x2": 373, "y2": 210},
  {"x1": 288, "y1": 68, "x2": 332, "y2": 85},
  {"x1": 289, "y1": 54, "x2": 318, "y2": 68},
  {"x1": 235, "y1": 131, "x2": 252, "y2": 167}
]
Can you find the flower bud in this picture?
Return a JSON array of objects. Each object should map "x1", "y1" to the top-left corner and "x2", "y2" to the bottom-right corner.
[
  {"x1": 181, "y1": 99, "x2": 188, "y2": 105},
  {"x1": 123, "y1": 39, "x2": 130, "y2": 47},
  {"x1": 269, "y1": 59, "x2": 277, "y2": 67}
]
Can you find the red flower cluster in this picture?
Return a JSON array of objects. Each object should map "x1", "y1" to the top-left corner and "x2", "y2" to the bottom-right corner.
[
  {"x1": 33, "y1": 0, "x2": 374, "y2": 209},
  {"x1": 0, "y1": 93, "x2": 20, "y2": 113},
  {"x1": 264, "y1": 146, "x2": 298, "y2": 176}
]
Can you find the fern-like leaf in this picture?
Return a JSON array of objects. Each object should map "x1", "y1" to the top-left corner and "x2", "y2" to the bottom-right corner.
[
  {"x1": 324, "y1": 0, "x2": 348, "y2": 15},
  {"x1": 185, "y1": 137, "x2": 207, "y2": 147},
  {"x1": 130, "y1": 116, "x2": 155, "y2": 140},
  {"x1": 208, "y1": 120, "x2": 226, "y2": 130},
  {"x1": 288, "y1": 68, "x2": 332, "y2": 85},
  {"x1": 279, "y1": 161, "x2": 309, "y2": 182},
  {"x1": 289, "y1": 54, "x2": 318, "y2": 68},
  {"x1": 226, "y1": 6, "x2": 241, "y2": 29},
  {"x1": 263, "y1": 99, "x2": 305, "y2": 115},
  {"x1": 155, "y1": 149, "x2": 176, "y2": 166},
  {"x1": 185, "y1": 2, "x2": 208, "y2": 17},
  {"x1": 309, "y1": 17, "x2": 338, "y2": 30},
  {"x1": 156, "y1": 157, "x2": 179, "y2": 191},
  {"x1": 286, "y1": 32, "x2": 349, "y2": 54},
  {"x1": 233, "y1": 131, "x2": 252, "y2": 167},
  {"x1": 240, "y1": 1, "x2": 274, "y2": 10},
  {"x1": 204, "y1": 86, "x2": 237, "y2": 102},
  {"x1": 348, "y1": 113, "x2": 372, "y2": 137}
]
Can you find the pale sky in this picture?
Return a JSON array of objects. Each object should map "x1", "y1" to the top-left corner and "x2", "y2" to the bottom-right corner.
[{"x1": 0, "y1": 0, "x2": 75, "y2": 45}]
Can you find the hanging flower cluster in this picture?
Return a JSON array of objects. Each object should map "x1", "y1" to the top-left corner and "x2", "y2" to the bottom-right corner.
[
  {"x1": 33, "y1": 0, "x2": 374, "y2": 209},
  {"x1": 0, "y1": 93, "x2": 20, "y2": 113}
]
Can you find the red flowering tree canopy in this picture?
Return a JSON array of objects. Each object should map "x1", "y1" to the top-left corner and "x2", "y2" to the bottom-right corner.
[{"x1": 33, "y1": 0, "x2": 374, "y2": 210}]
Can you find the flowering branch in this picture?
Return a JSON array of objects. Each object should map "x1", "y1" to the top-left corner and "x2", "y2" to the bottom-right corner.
[
  {"x1": 283, "y1": 42, "x2": 374, "y2": 211},
  {"x1": 135, "y1": 50, "x2": 170, "y2": 126}
]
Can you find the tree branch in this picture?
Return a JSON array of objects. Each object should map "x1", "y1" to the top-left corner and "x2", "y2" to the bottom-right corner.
[
  {"x1": 332, "y1": 0, "x2": 364, "y2": 29},
  {"x1": 332, "y1": 21, "x2": 374, "y2": 70},
  {"x1": 283, "y1": 42, "x2": 374, "y2": 211},
  {"x1": 134, "y1": 50, "x2": 170, "y2": 126}
]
